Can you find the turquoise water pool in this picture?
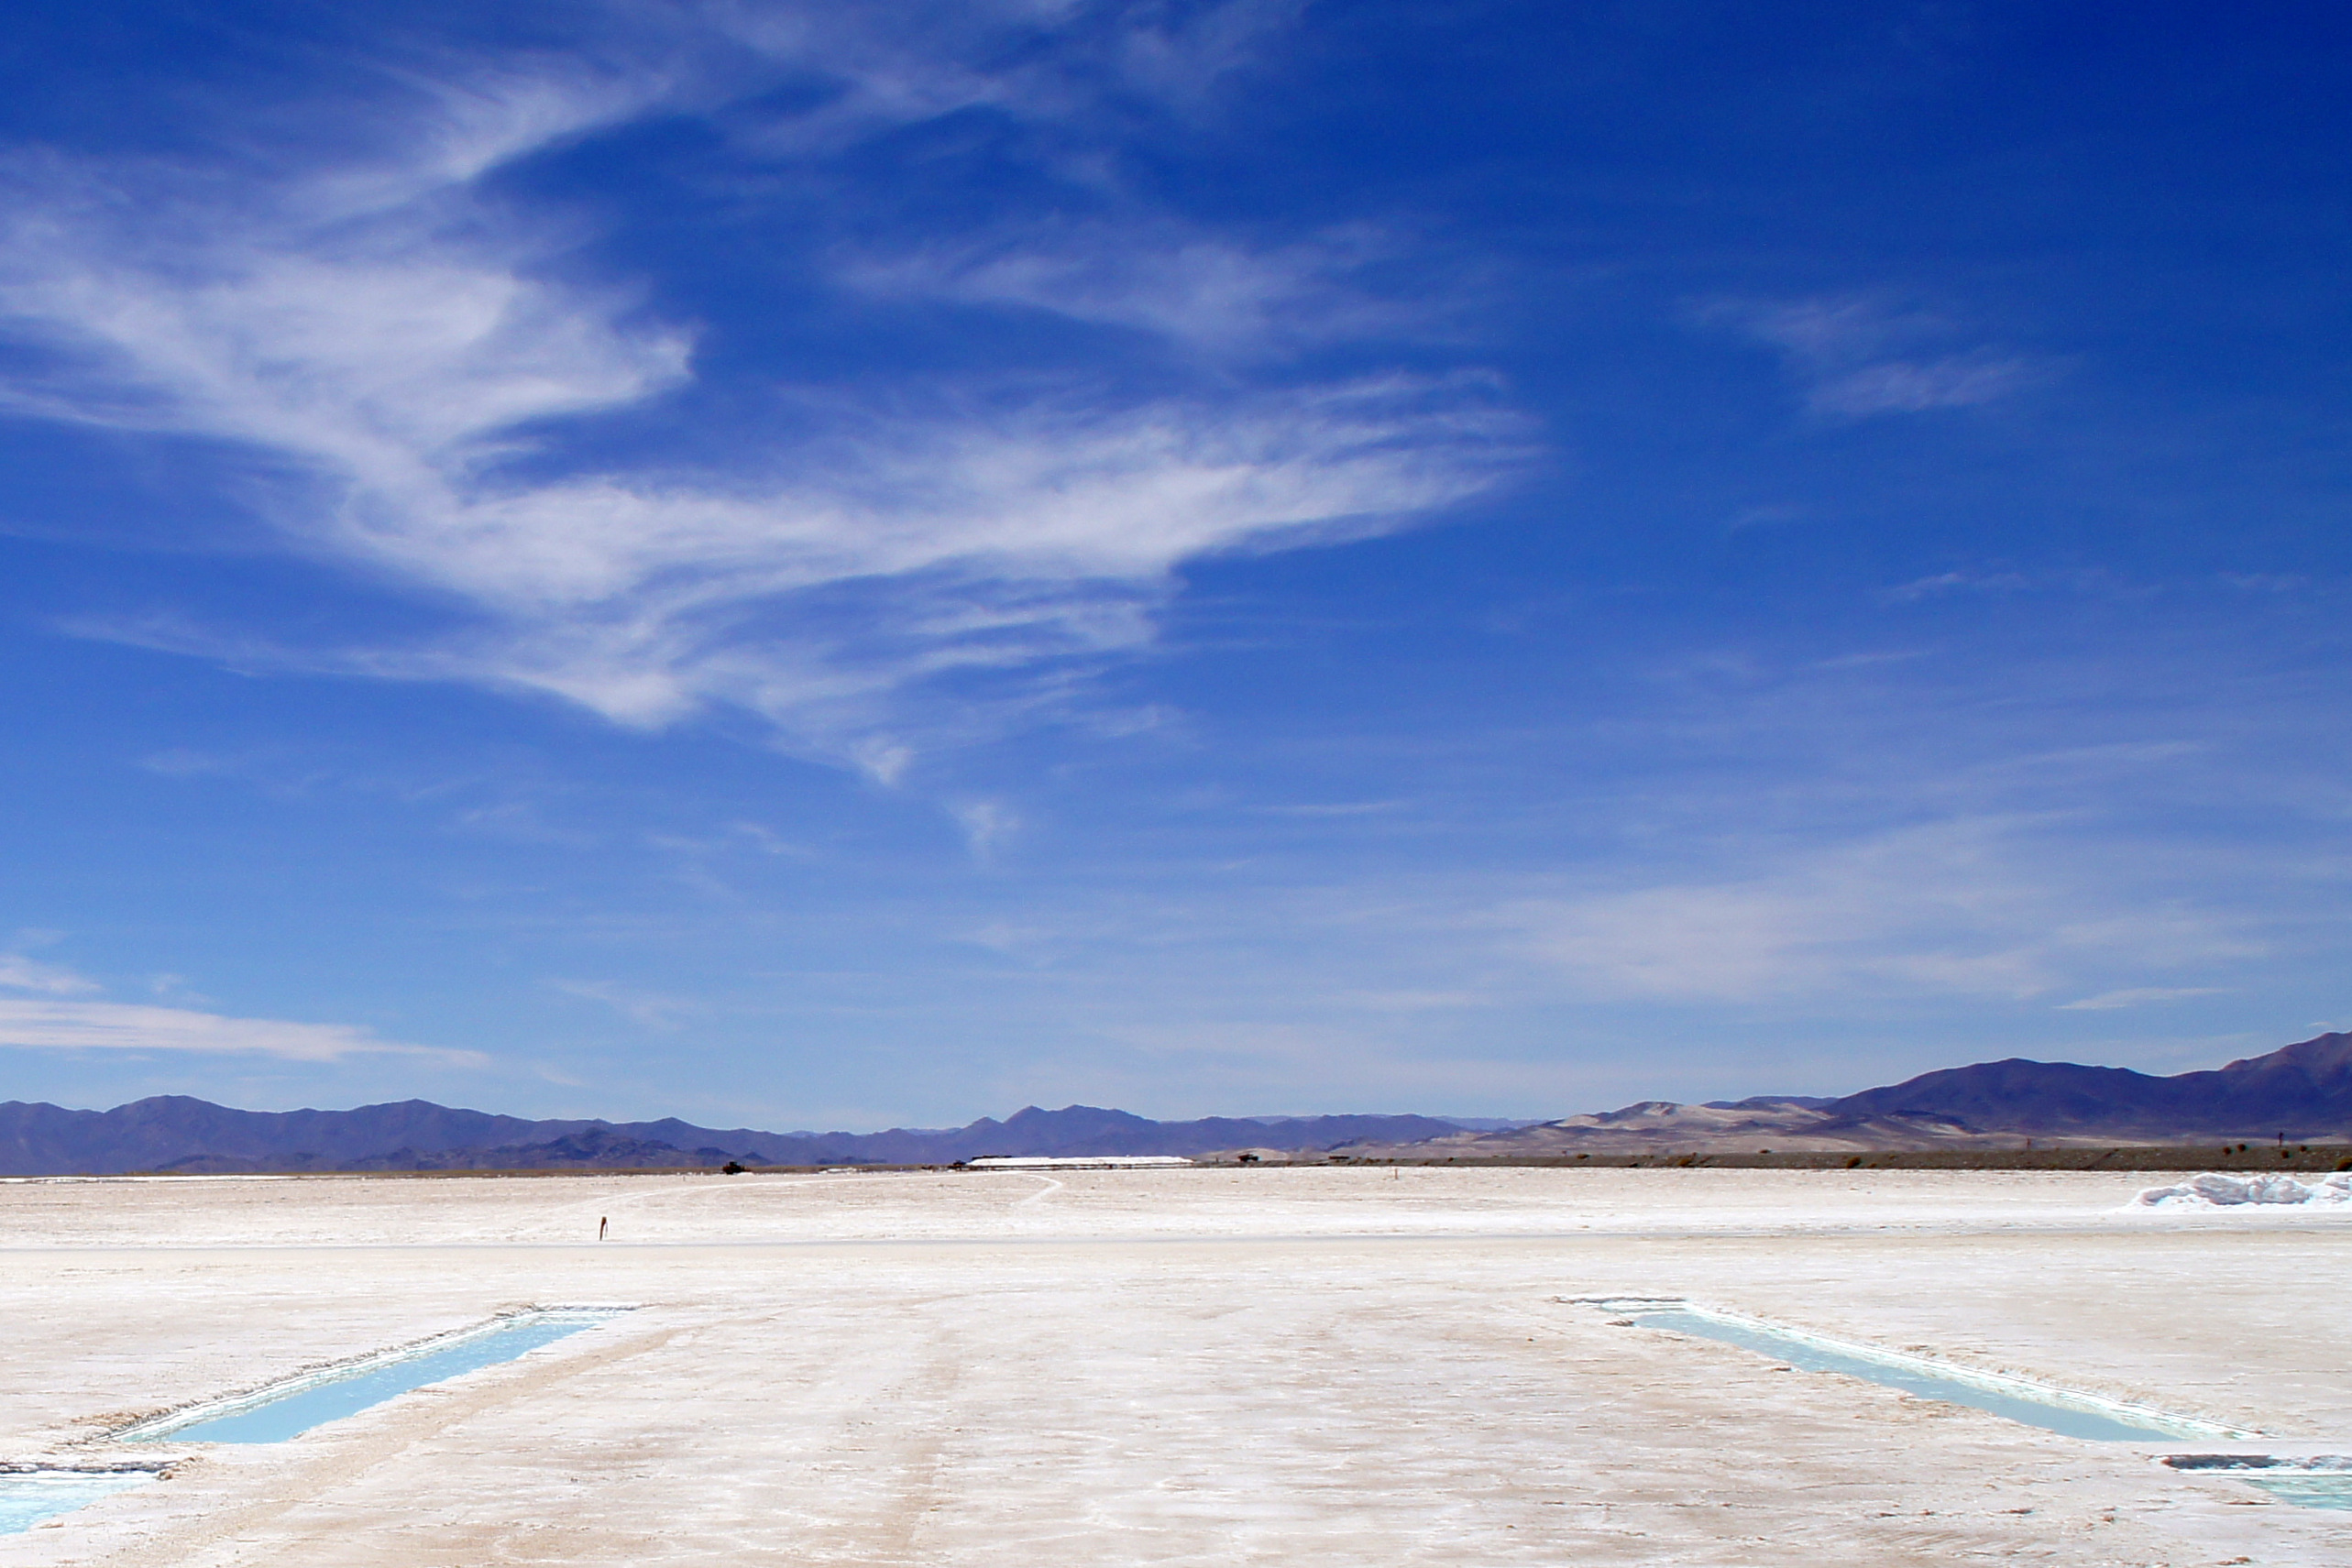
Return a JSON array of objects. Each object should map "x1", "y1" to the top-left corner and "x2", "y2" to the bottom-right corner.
[
  {"x1": 2232, "y1": 1473, "x2": 2352, "y2": 1509},
  {"x1": 1581, "y1": 1297, "x2": 2247, "y2": 1444},
  {"x1": 2164, "y1": 1456, "x2": 2352, "y2": 1510},
  {"x1": 0, "y1": 1473, "x2": 152, "y2": 1535},
  {"x1": 124, "y1": 1309, "x2": 625, "y2": 1444}
]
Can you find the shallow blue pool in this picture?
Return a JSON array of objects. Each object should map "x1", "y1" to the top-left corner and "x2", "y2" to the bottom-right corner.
[
  {"x1": 1595, "y1": 1299, "x2": 2243, "y2": 1443},
  {"x1": 0, "y1": 1474, "x2": 151, "y2": 1534},
  {"x1": 2232, "y1": 1473, "x2": 2352, "y2": 1509},
  {"x1": 2165, "y1": 1457, "x2": 2352, "y2": 1510},
  {"x1": 127, "y1": 1310, "x2": 622, "y2": 1444}
]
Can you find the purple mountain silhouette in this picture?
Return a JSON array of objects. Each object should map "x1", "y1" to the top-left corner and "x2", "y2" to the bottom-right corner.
[
  {"x1": 1827, "y1": 1032, "x2": 2352, "y2": 1140},
  {"x1": 4, "y1": 1034, "x2": 2346, "y2": 1174},
  {"x1": 0, "y1": 1097, "x2": 1464, "y2": 1175}
]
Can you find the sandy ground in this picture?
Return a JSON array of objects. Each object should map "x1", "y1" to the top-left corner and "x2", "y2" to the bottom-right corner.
[{"x1": 1, "y1": 1166, "x2": 2347, "y2": 1567}]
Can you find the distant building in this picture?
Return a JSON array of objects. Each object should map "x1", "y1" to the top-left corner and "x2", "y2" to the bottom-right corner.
[{"x1": 962, "y1": 1155, "x2": 1193, "y2": 1169}]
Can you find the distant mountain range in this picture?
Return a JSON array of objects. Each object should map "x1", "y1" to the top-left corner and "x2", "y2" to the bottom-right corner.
[
  {"x1": 4, "y1": 1032, "x2": 2347, "y2": 1175},
  {"x1": 0, "y1": 1098, "x2": 1465, "y2": 1176},
  {"x1": 1334, "y1": 1032, "x2": 2352, "y2": 1158}
]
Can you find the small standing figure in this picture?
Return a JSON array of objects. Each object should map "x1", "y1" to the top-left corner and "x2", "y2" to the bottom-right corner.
[{"x1": 599, "y1": 1216, "x2": 608, "y2": 1241}]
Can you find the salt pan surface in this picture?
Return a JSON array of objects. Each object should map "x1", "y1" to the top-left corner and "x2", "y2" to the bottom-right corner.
[{"x1": 5, "y1": 1168, "x2": 2347, "y2": 1567}]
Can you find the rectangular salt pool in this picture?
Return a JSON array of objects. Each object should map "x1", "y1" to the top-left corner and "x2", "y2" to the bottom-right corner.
[
  {"x1": 122, "y1": 1308, "x2": 627, "y2": 1444},
  {"x1": 1579, "y1": 1297, "x2": 2248, "y2": 1443},
  {"x1": 2165, "y1": 1456, "x2": 2352, "y2": 1509},
  {"x1": 0, "y1": 1473, "x2": 153, "y2": 1535},
  {"x1": 2237, "y1": 1473, "x2": 2352, "y2": 1509}
]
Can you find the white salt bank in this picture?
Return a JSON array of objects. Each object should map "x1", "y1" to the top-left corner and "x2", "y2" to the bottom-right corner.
[
  {"x1": 1, "y1": 1165, "x2": 2347, "y2": 1566},
  {"x1": 2132, "y1": 1170, "x2": 2352, "y2": 1208}
]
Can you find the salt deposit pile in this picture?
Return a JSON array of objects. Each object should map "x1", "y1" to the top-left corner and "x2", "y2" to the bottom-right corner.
[{"x1": 2132, "y1": 1170, "x2": 2352, "y2": 1207}]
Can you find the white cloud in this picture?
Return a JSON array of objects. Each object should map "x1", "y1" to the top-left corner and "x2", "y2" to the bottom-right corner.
[
  {"x1": 1881, "y1": 569, "x2": 2030, "y2": 602},
  {"x1": 0, "y1": 999, "x2": 488, "y2": 1065},
  {"x1": 1499, "y1": 819, "x2": 2256, "y2": 1005},
  {"x1": 1808, "y1": 354, "x2": 2033, "y2": 416},
  {"x1": 546, "y1": 979, "x2": 700, "y2": 1030},
  {"x1": 1714, "y1": 294, "x2": 2045, "y2": 419},
  {"x1": 0, "y1": 953, "x2": 101, "y2": 995},
  {"x1": 710, "y1": 0, "x2": 1307, "y2": 147},
  {"x1": 0, "y1": 16, "x2": 1519, "y2": 773},
  {"x1": 950, "y1": 796, "x2": 1022, "y2": 861},
  {"x1": 1109, "y1": 0, "x2": 1305, "y2": 107},
  {"x1": 2058, "y1": 987, "x2": 2228, "y2": 1012},
  {"x1": 842, "y1": 223, "x2": 1409, "y2": 357}
]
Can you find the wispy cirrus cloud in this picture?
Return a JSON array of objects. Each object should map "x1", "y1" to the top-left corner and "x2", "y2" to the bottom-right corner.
[
  {"x1": 1496, "y1": 818, "x2": 2256, "y2": 1005},
  {"x1": 546, "y1": 979, "x2": 702, "y2": 1031},
  {"x1": 710, "y1": 0, "x2": 1303, "y2": 152},
  {"x1": 0, "y1": 5, "x2": 1520, "y2": 775},
  {"x1": 0, "y1": 999, "x2": 487, "y2": 1065},
  {"x1": 1880, "y1": 569, "x2": 2032, "y2": 602},
  {"x1": 0, "y1": 949, "x2": 481, "y2": 1061},
  {"x1": 2058, "y1": 986, "x2": 2228, "y2": 1011},
  {"x1": 0, "y1": 952, "x2": 102, "y2": 996},
  {"x1": 57, "y1": 372, "x2": 1517, "y2": 775},
  {"x1": 841, "y1": 222, "x2": 1416, "y2": 358},
  {"x1": 1710, "y1": 293, "x2": 2047, "y2": 419}
]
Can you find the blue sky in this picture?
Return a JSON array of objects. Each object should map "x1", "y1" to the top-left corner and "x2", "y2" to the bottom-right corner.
[{"x1": 1, "y1": 0, "x2": 2347, "y2": 1126}]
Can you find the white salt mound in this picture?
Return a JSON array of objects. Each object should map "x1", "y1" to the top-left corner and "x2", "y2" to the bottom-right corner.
[{"x1": 2131, "y1": 1170, "x2": 2352, "y2": 1209}]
